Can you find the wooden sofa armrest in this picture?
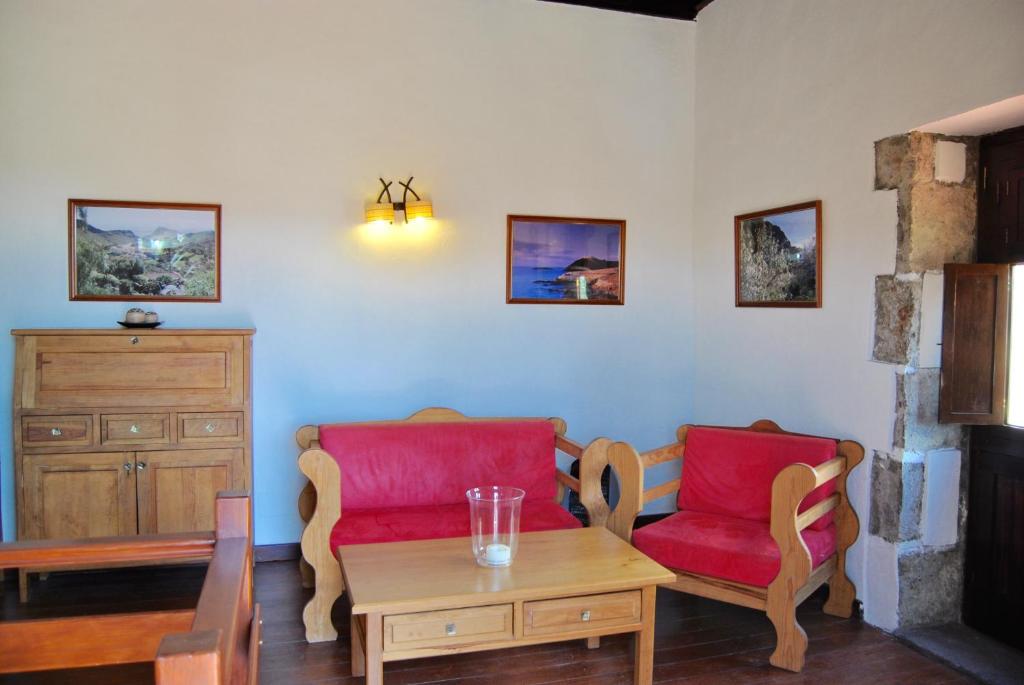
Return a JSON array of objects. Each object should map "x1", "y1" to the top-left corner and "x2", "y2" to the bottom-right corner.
[{"x1": 297, "y1": 447, "x2": 343, "y2": 642}]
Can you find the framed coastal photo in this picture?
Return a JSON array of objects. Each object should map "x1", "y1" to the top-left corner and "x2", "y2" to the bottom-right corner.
[
  {"x1": 734, "y1": 200, "x2": 821, "y2": 308},
  {"x1": 69, "y1": 199, "x2": 221, "y2": 302},
  {"x1": 506, "y1": 215, "x2": 625, "y2": 305}
]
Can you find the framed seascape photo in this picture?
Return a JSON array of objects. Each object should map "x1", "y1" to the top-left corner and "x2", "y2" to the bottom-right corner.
[
  {"x1": 734, "y1": 200, "x2": 821, "y2": 308},
  {"x1": 506, "y1": 215, "x2": 625, "y2": 305},
  {"x1": 69, "y1": 199, "x2": 221, "y2": 302}
]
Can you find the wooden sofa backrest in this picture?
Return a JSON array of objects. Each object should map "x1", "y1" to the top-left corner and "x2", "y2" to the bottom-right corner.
[{"x1": 296, "y1": 407, "x2": 589, "y2": 502}]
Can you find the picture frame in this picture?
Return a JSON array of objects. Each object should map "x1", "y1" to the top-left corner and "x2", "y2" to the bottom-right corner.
[
  {"x1": 734, "y1": 200, "x2": 822, "y2": 308},
  {"x1": 506, "y1": 215, "x2": 626, "y2": 305},
  {"x1": 68, "y1": 199, "x2": 221, "y2": 302}
]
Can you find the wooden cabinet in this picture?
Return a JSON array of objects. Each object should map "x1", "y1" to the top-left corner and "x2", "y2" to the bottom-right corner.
[
  {"x1": 12, "y1": 329, "x2": 254, "y2": 543},
  {"x1": 978, "y1": 127, "x2": 1024, "y2": 263}
]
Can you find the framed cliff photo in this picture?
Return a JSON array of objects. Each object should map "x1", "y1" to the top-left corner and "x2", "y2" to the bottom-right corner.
[
  {"x1": 734, "y1": 200, "x2": 821, "y2": 308},
  {"x1": 69, "y1": 199, "x2": 221, "y2": 302},
  {"x1": 506, "y1": 215, "x2": 625, "y2": 305}
]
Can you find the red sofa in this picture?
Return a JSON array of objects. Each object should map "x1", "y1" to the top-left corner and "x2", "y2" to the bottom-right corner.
[
  {"x1": 581, "y1": 420, "x2": 863, "y2": 672},
  {"x1": 295, "y1": 407, "x2": 600, "y2": 643}
]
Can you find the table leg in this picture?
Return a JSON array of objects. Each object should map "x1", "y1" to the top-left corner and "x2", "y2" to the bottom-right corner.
[
  {"x1": 351, "y1": 614, "x2": 365, "y2": 677},
  {"x1": 365, "y1": 612, "x2": 384, "y2": 685},
  {"x1": 634, "y1": 586, "x2": 656, "y2": 685}
]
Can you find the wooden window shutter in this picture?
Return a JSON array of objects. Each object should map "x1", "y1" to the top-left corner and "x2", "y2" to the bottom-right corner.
[{"x1": 939, "y1": 263, "x2": 1010, "y2": 424}]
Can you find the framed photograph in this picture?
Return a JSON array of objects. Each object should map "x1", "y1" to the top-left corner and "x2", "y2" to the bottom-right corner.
[
  {"x1": 69, "y1": 199, "x2": 221, "y2": 302},
  {"x1": 506, "y1": 215, "x2": 625, "y2": 305},
  {"x1": 734, "y1": 200, "x2": 821, "y2": 308}
]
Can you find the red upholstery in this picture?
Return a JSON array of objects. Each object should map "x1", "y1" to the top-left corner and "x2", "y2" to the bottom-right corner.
[
  {"x1": 678, "y1": 427, "x2": 838, "y2": 531},
  {"x1": 632, "y1": 510, "x2": 837, "y2": 587},
  {"x1": 331, "y1": 500, "x2": 581, "y2": 550},
  {"x1": 318, "y1": 420, "x2": 557, "y2": 509}
]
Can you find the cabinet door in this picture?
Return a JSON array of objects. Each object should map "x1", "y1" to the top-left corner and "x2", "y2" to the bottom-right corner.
[
  {"x1": 939, "y1": 263, "x2": 1010, "y2": 424},
  {"x1": 22, "y1": 452, "x2": 136, "y2": 539},
  {"x1": 136, "y1": 448, "x2": 243, "y2": 534}
]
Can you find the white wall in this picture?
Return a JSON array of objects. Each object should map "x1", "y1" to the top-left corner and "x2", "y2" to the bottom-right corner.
[
  {"x1": 0, "y1": 0, "x2": 696, "y2": 543},
  {"x1": 692, "y1": 0, "x2": 1024, "y2": 628}
]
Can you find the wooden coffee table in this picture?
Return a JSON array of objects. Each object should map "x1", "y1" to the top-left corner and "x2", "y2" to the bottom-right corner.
[{"x1": 338, "y1": 526, "x2": 674, "y2": 684}]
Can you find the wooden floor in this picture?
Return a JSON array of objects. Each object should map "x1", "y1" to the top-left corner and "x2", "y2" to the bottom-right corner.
[{"x1": 1, "y1": 561, "x2": 973, "y2": 684}]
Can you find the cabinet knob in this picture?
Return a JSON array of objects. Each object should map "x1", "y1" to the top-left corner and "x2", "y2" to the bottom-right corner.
[
  {"x1": 445, "y1": 623, "x2": 457, "y2": 636},
  {"x1": 129, "y1": 336, "x2": 140, "y2": 345},
  {"x1": 136, "y1": 462, "x2": 147, "y2": 471},
  {"x1": 123, "y1": 463, "x2": 132, "y2": 472},
  {"x1": 204, "y1": 423, "x2": 216, "y2": 433},
  {"x1": 129, "y1": 424, "x2": 140, "y2": 434},
  {"x1": 580, "y1": 610, "x2": 591, "y2": 622},
  {"x1": 50, "y1": 427, "x2": 62, "y2": 437}
]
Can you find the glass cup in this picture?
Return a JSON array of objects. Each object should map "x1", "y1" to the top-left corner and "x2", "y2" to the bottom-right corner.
[{"x1": 466, "y1": 486, "x2": 525, "y2": 567}]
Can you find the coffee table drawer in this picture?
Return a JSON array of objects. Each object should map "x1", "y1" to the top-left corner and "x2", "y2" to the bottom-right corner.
[
  {"x1": 524, "y1": 591, "x2": 642, "y2": 637},
  {"x1": 383, "y1": 605, "x2": 513, "y2": 651}
]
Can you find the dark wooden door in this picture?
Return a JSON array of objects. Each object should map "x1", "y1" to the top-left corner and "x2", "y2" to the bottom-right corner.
[
  {"x1": 978, "y1": 127, "x2": 1024, "y2": 263},
  {"x1": 964, "y1": 426, "x2": 1024, "y2": 649},
  {"x1": 965, "y1": 126, "x2": 1024, "y2": 647}
]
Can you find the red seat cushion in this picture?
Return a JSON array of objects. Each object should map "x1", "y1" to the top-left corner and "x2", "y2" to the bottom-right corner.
[
  {"x1": 632, "y1": 510, "x2": 836, "y2": 587},
  {"x1": 679, "y1": 427, "x2": 838, "y2": 531},
  {"x1": 318, "y1": 420, "x2": 557, "y2": 509},
  {"x1": 330, "y1": 500, "x2": 581, "y2": 550}
]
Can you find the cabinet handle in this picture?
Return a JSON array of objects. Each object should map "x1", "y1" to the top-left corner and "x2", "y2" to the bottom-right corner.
[
  {"x1": 129, "y1": 336, "x2": 140, "y2": 345},
  {"x1": 445, "y1": 623, "x2": 457, "y2": 636},
  {"x1": 205, "y1": 423, "x2": 216, "y2": 433},
  {"x1": 129, "y1": 424, "x2": 140, "y2": 434},
  {"x1": 123, "y1": 463, "x2": 132, "y2": 472},
  {"x1": 136, "y1": 462, "x2": 147, "y2": 471},
  {"x1": 580, "y1": 610, "x2": 591, "y2": 622},
  {"x1": 50, "y1": 427, "x2": 62, "y2": 437}
]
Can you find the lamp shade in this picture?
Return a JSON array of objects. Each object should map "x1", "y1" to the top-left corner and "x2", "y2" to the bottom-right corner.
[
  {"x1": 365, "y1": 202, "x2": 395, "y2": 224},
  {"x1": 404, "y1": 199, "x2": 433, "y2": 221}
]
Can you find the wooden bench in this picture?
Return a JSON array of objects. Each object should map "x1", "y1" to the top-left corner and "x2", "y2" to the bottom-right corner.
[
  {"x1": 0, "y1": 491, "x2": 260, "y2": 684},
  {"x1": 295, "y1": 406, "x2": 609, "y2": 642}
]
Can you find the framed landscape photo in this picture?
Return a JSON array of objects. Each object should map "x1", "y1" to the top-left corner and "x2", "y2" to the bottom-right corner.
[
  {"x1": 506, "y1": 215, "x2": 625, "y2": 305},
  {"x1": 734, "y1": 200, "x2": 821, "y2": 308},
  {"x1": 69, "y1": 199, "x2": 221, "y2": 302}
]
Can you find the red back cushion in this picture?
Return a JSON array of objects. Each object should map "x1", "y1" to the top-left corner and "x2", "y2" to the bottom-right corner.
[
  {"x1": 677, "y1": 426, "x2": 838, "y2": 531},
  {"x1": 318, "y1": 420, "x2": 556, "y2": 509}
]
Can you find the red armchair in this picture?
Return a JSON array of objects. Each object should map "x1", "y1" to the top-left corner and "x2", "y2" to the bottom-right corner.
[{"x1": 580, "y1": 420, "x2": 864, "y2": 672}]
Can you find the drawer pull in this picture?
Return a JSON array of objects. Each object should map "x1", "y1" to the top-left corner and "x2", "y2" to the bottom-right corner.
[
  {"x1": 129, "y1": 424, "x2": 140, "y2": 433},
  {"x1": 129, "y1": 336, "x2": 140, "y2": 345},
  {"x1": 581, "y1": 610, "x2": 591, "y2": 622},
  {"x1": 205, "y1": 423, "x2": 216, "y2": 433},
  {"x1": 445, "y1": 623, "x2": 457, "y2": 636},
  {"x1": 136, "y1": 462, "x2": 147, "y2": 471},
  {"x1": 50, "y1": 427, "x2": 62, "y2": 437}
]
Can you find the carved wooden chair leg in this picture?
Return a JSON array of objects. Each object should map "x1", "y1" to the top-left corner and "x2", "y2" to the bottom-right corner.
[
  {"x1": 766, "y1": 591, "x2": 807, "y2": 673},
  {"x1": 823, "y1": 570, "x2": 856, "y2": 618},
  {"x1": 302, "y1": 563, "x2": 343, "y2": 642}
]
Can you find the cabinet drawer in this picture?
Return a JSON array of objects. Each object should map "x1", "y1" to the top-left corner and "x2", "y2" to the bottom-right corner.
[
  {"x1": 21, "y1": 415, "x2": 93, "y2": 448},
  {"x1": 101, "y1": 414, "x2": 170, "y2": 445},
  {"x1": 383, "y1": 604, "x2": 513, "y2": 652},
  {"x1": 179, "y1": 412, "x2": 243, "y2": 443},
  {"x1": 523, "y1": 591, "x2": 641, "y2": 637}
]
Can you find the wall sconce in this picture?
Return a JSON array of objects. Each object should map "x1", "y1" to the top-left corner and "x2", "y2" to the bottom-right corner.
[{"x1": 365, "y1": 176, "x2": 433, "y2": 224}]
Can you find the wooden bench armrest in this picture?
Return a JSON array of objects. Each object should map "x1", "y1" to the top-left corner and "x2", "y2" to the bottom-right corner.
[{"x1": 297, "y1": 447, "x2": 344, "y2": 642}]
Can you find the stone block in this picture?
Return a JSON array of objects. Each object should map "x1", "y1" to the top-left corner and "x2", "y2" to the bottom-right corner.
[
  {"x1": 896, "y1": 368, "x2": 963, "y2": 452},
  {"x1": 873, "y1": 275, "x2": 921, "y2": 364},
  {"x1": 898, "y1": 546, "x2": 964, "y2": 627},
  {"x1": 870, "y1": 451, "x2": 923, "y2": 543},
  {"x1": 900, "y1": 183, "x2": 976, "y2": 272},
  {"x1": 875, "y1": 134, "x2": 912, "y2": 190}
]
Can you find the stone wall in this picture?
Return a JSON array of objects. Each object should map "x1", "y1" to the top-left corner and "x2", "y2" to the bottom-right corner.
[{"x1": 870, "y1": 131, "x2": 978, "y2": 628}]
